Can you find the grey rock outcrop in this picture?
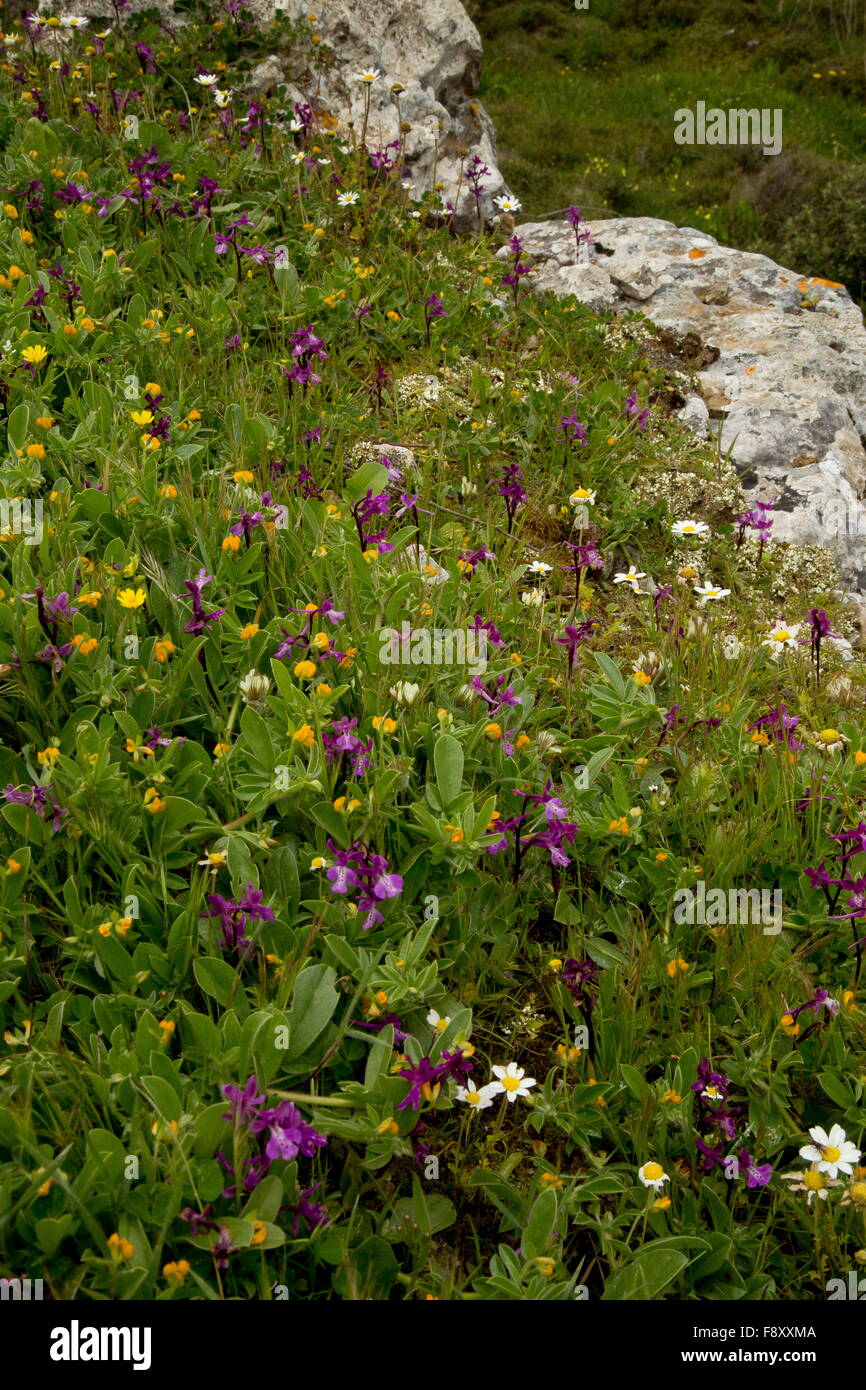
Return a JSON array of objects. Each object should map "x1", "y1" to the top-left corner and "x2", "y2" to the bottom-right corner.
[
  {"x1": 273, "y1": 0, "x2": 512, "y2": 228},
  {"x1": 500, "y1": 217, "x2": 866, "y2": 593}
]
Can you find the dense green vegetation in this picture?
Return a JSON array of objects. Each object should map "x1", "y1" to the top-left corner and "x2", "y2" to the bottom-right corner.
[{"x1": 0, "y1": 5, "x2": 863, "y2": 1302}]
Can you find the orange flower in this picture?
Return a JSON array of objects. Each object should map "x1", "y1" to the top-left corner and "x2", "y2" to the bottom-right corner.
[{"x1": 108, "y1": 1232, "x2": 134, "y2": 1261}]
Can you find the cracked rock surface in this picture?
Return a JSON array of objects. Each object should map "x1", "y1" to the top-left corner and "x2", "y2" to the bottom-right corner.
[{"x1": 502, "y1": 217, "x2": 866, "y2": 595}]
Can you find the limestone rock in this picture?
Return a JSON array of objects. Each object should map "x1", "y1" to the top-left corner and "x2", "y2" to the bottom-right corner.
[{"x1": 510, "y1": 216, "x2": 866, "y2": 596}]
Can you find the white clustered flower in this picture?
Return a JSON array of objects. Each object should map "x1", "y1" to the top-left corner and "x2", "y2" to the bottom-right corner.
[
  {"x1": 390, "y1": 680, "x2": 420, "y2": 705},
  {"x1": 239, "y1": 670, "x2": 271, "y2": 708}
]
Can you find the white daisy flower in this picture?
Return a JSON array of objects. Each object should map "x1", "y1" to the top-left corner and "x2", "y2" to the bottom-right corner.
[
  {"x1": 613, "y1": 565, "x2": 646, "y2": 591},
  {"x1": 455, "y1": 1081, "x2": 498, "y2": 1110},
  {"x1": 694, "y1": 581, "x2": 731, "y2": 607},
  {"x1": 521, "y1": 589, "x2": 545, "y2": 607},
  {"x1": 638, "y1": 1161, "x2": 670, "y2": 1192},
  {"x1": 426, "y1": 1008, "x2": 451, "y2": 1035},
  {"x1": 799, "y1": 1123, "x2": 861, "y2": 1179},
  {"x1": 488, "y1": 1061, "x2": 537, "y2": 1103},
  {"x1": 354, "y1": 69, "x2": 382, "y2": 83},
  {"x1": 528, "y1": 561, "x2": 553, "y2": 575},
  {"x1": 762, "y1": 621, "x2": 800, "y2": 657},
  {"x1": 214, "y1": 90, "x2": 232, "y2": 108},
  {"x1": 337, "y1": 191, "x2": 360, "y2": 206},
  {"x1": 495, "y1": 195, "x2": 522, "y2": 213},
  {"x1": 811, "y1": 727, "x2": 849, "y2": 753},
  {"x1": 782, "y1": 1167, "x2": 839, "y2": 1205},
  {"x1": 672, "y1": 519, "x2": 710, "y2": 537},
  {"x1": 195, "y1": 73, "x2": 219, "y2": 87},
  {"x1": 570, "y1": 487, "x2": 596, "y2": 506}
]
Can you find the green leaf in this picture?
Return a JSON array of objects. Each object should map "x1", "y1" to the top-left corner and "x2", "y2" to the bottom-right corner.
[
  {"x1": 126, "y1": 293, "x2": 146, "y2": 329},
  {"x1": 1, "y1": 804, "x2": 46, "y2": 845},
  {"x1": 818, "y1": 1072, "x2": 856, "y2": 1110},
  {"x1": 159, "y1": 797, "x2": 212, "y2": 833},
  {"x1": 619, "y1": 1063, "x2": 646, "y2": 1101},
  {"x1": 286, "y1": 964, "x2": 338, "y2": 1061},
  {"x1": 335, "y1": 1236, "x2": 398, "y2": 1298},
  {"x1": 346, "y1": 460, "x2": 389, "y2": 505},
  {"x1": 7, "y1": 402, "x2": 29, "y2": 452},
  {"x1": 240, "y1": 705, "x2": 274, "y2": 769},
  {"x1": 194, "y1": 956, "x2": 245, "y2": 1012},
  {"x1": 262, "y1": 845, "x2": 300, "y2": 921},
  {"x1": 241, "y1": 1173, "x2": 284, "y2": 1225},
  {"x1": 553, "y1": 888, "x2": 581, "y2": 925},
  {"x1": 182, "y1": 1010, "x2": 221, "y2": 1056},
  {"x1": 522, "y1": 1186, "x2": 557, "y2": 1260},
  {"x1": 382, "y1": 1192, "x2": 456, "y2": 1242},
  {"x1": 140, "y1": 1075, "x2": 182, "y2": 1122},
  {"x1": 192, "y1": 1103, "x2": 231, "y2": 1160},
  {"x1": 35, "y1": 1214, "x2": 76, "y2": 1257},
  {"x1": 601, "y1": 1237, "x2": 710, "y2": 1300},
  {"x1": 433, "y1": 734, "x2": 464, "y2": 809},
  {"x1": 593, "y1": 651, "x2": 628, "y2": 699}
]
